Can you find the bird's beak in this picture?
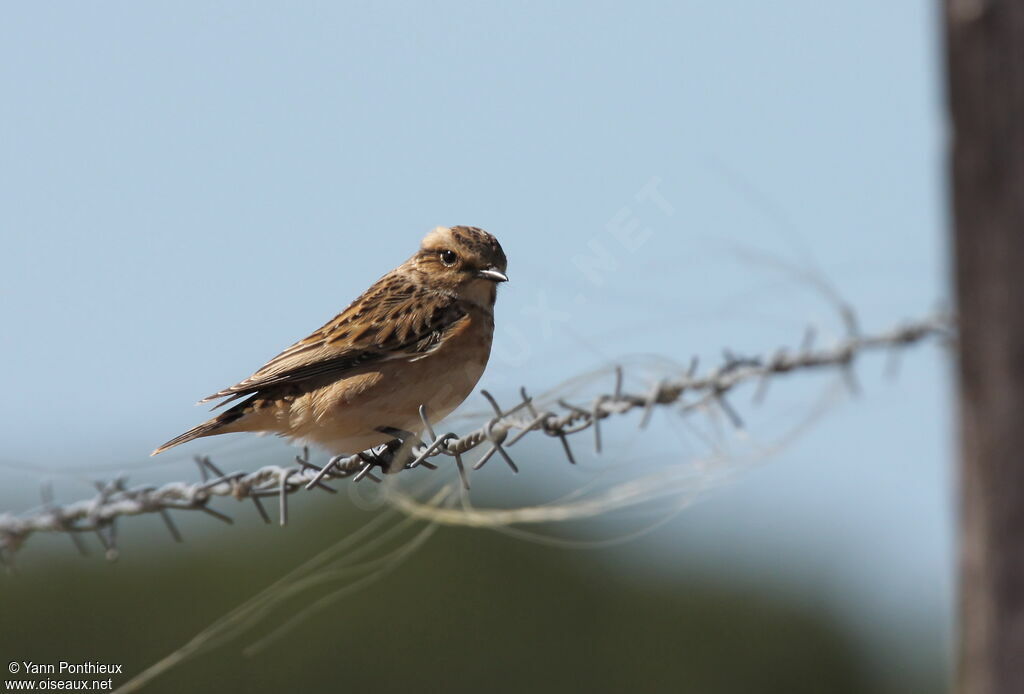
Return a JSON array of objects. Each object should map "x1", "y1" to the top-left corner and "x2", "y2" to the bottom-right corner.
[{"x1": 476, "y1": 267, "x2": 509, "y2": 283}]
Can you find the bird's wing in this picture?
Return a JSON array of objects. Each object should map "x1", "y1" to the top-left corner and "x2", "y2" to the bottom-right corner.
[{"x1": 200, "y1": 273, "x2": 466, "y2": 407}]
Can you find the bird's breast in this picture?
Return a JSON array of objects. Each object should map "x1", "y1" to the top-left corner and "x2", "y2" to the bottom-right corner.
[{"x1": 283, "y1": 310, "x2": 495, "y2": 454}]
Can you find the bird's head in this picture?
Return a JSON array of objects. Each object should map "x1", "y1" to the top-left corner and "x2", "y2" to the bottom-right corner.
[{"x1": 411, "y1": 226, "x2": 508, "y2": 303}]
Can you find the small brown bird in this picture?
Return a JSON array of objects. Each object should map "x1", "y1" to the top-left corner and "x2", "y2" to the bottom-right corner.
[{"x1": 153, "y1": 226, "x2": 508, "y2": 457}]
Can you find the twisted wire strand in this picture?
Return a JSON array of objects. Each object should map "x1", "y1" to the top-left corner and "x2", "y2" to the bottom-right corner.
[{"x1": 0, "y1": 311, "x2": 952, "y2": 567}]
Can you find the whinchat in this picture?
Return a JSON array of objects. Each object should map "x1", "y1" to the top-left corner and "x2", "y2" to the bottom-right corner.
[{"x1": 153, "y1": 226, "x2": 508, "y2": 457}]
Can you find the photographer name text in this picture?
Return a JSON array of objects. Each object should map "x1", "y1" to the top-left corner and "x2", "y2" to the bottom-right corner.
[{"x1": 11, "y1": 663, "x2": 121, "y2": 676}]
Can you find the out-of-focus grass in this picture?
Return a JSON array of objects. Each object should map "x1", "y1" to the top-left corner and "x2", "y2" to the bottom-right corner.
[{"x1": 0, "y1": 487, "x2": 944, "y2": 694}]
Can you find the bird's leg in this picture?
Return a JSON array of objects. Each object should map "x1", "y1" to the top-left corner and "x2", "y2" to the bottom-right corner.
[{"x1": 373, "y1": 426, "x2": 423, "y2": 474}]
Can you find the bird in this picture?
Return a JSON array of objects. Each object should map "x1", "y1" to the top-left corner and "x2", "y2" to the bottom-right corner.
[{"x1": 152, "y1": 226, "x2": 508, "y2": 458}]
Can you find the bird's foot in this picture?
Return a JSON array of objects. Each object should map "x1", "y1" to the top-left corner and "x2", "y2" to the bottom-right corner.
[{"x1": 373, "y1": 426, "x2": 425, "y2": 474}]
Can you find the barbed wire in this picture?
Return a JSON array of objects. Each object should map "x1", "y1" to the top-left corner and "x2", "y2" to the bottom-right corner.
[{"x1": 0, "y1": 310, "x2": 953, "y2": 569}]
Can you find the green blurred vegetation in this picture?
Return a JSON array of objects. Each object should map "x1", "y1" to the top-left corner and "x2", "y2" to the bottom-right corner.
[{"x1": 1, "y1": 491, "x2": 944, "y2": 694}]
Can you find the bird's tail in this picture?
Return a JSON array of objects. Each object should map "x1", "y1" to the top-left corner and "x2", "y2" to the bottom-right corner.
[{"x1": 151, "y1": 406, "x2": 247, "y2": 456}]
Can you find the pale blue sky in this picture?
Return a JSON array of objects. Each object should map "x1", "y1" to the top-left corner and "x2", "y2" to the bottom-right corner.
[{"x1": 0, "y1": 0, "x2": 948, "y2": 668}]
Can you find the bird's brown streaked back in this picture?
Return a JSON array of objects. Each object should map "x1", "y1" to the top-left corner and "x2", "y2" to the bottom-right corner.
[
  {"x1": 198, "y1": 281, "x2": 468, "y2": 409},
  {"x1": 152, "y1": 226, "x2": 508, "y2": 457}
]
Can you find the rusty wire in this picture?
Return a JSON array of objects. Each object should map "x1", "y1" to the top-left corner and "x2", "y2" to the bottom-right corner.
[{"x1": 0, "y1": 311, "x2": 953, "y2": 568}]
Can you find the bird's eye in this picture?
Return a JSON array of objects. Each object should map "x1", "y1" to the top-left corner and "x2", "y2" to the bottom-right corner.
[{"x1": 439, "y1": 250, "x2": 458, "y2": 267}]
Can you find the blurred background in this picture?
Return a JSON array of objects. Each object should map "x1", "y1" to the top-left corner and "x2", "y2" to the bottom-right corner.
[{"x1": 0, "y1": 2, "x2": 949, "y2": 692}]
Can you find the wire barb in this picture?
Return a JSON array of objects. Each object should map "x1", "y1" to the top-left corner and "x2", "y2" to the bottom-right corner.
[{"x1": 0, "y1": 311, "x2": 952, "y2": 560}]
